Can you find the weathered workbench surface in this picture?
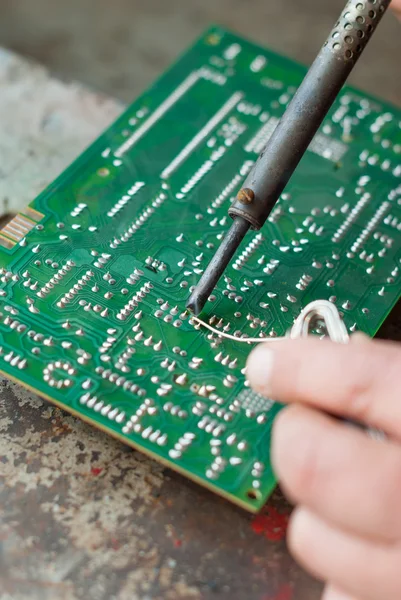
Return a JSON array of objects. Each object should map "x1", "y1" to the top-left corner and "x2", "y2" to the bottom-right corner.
[{"x1": 0, "y1": 48, "x2": 399, "y2": 600}]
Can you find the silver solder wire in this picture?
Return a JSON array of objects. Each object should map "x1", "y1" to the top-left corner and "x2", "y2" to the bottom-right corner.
[{"x1": 190, "y1": 315, "x2": 285, "y2": 344}]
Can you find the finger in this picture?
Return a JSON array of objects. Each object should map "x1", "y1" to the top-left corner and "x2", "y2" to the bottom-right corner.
[
  {"x1": 247, "y1": 337, "x2": 401, "y2": 438},
  {"x1": 322, "y1": 584, "x2": 359, "y2": 600},
  {"x1": 392, "y1": 0, "x2": 401, "y2": 21},
  {"x1": 288, "y1": 507, "x2": 401, "y2": 600},
  {"x1": 272, "y1": 405, "x2": 401, "y2": 541}
]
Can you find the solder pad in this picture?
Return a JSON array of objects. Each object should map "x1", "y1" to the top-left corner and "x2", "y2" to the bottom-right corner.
[{"x1": 1, "y1": 27, "x2": 400, "y2": 512}]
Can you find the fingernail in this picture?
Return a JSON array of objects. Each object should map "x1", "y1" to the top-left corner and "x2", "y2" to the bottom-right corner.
[
  {"x1": 351, "y1": 331, "x2": 371, "y2": 344},
  {"x1": 322, "y1": 586, "x2": 355, "y2": 600},
  {"x1": 246, "y1": 344, "x2": 275, "y2": 396}
]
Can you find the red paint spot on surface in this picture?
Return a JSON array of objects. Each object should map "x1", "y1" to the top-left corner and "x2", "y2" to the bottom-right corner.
[
  {"x1": 91, "y1": 467, "x2": 103, "y2": 476},
  {"x1": 110, "y1": 537, "x2": 120, "y2": 550},
  {"x1": 262, "y1": 583, "x2": 293, "y2": 600},
  {"x1": 251, "y1": 506, "x2": 289, "y2": 542},
  {"x1": 173, "y1": 538, "x2": 182, "y2": 548}
]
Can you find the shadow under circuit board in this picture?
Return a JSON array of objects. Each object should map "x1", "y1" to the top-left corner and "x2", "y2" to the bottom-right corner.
[{"x1": 0, "y1": 27, "x2": 400, "y2": 512}]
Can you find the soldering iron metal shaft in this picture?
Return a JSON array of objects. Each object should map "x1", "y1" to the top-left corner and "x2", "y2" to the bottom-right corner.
[{"x1": 187, "y1": 0, "x2": 391, "y2": 315}]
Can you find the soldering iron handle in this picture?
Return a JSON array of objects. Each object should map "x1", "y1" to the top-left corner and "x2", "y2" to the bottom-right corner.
[{"x1": 229, "y1": 0, "x2": 391, "y2": 230}]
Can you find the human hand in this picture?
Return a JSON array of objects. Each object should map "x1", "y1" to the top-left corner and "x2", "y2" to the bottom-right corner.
[
  {"x1": 392, "y1": 0, "x2": 401, "y2": 20},
  {"x1": 247, "y1": 335, "x2": 401, "y2": 600}
]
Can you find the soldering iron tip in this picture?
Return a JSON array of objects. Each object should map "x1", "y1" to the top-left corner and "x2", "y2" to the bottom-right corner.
[
  {"x1": 186, "y1": 292, "x2": 203, "y2": 316},
  {"x1": 186, "y1": 217, "x2": 251, "y2": 316}
]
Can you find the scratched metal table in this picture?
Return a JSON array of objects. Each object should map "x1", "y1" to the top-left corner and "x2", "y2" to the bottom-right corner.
[{"x1": 0, "y1": 48, "x2": 400, "y2": 600}]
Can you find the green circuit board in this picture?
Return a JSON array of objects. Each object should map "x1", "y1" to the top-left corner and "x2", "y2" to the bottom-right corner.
[{"x1": 0, "y1": 27, "x2": 400, "y2": 511}]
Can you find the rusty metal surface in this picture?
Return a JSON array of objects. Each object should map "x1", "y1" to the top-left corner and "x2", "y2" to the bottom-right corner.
[
  {"x1": 1, "y1": 47, "x2": 399, "y2": 600},
  {"x1": 0, "y1": 380, "x2": 323, "y2": 600},
  {"x1": 0, "y1": 47, "x2": 122, "y2": 216}
]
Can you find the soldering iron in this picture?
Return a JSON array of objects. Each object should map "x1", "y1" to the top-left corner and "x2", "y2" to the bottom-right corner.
[{"x1": 187, "y1": 0, "x2": 392, "y2": 315}]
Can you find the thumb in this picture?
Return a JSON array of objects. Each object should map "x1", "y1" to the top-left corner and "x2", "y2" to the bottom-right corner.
[{"x1": 246, "y1": 336, "x2": 401, "y2": 438}]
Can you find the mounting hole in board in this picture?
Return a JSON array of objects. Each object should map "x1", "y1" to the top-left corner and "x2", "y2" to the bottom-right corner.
[
  {"x1": 247, "y1": 489, "x2": 262, "y2": 501},
  {"x1": 206, "y1": 33, "x2": 221, "y2": 46}
]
